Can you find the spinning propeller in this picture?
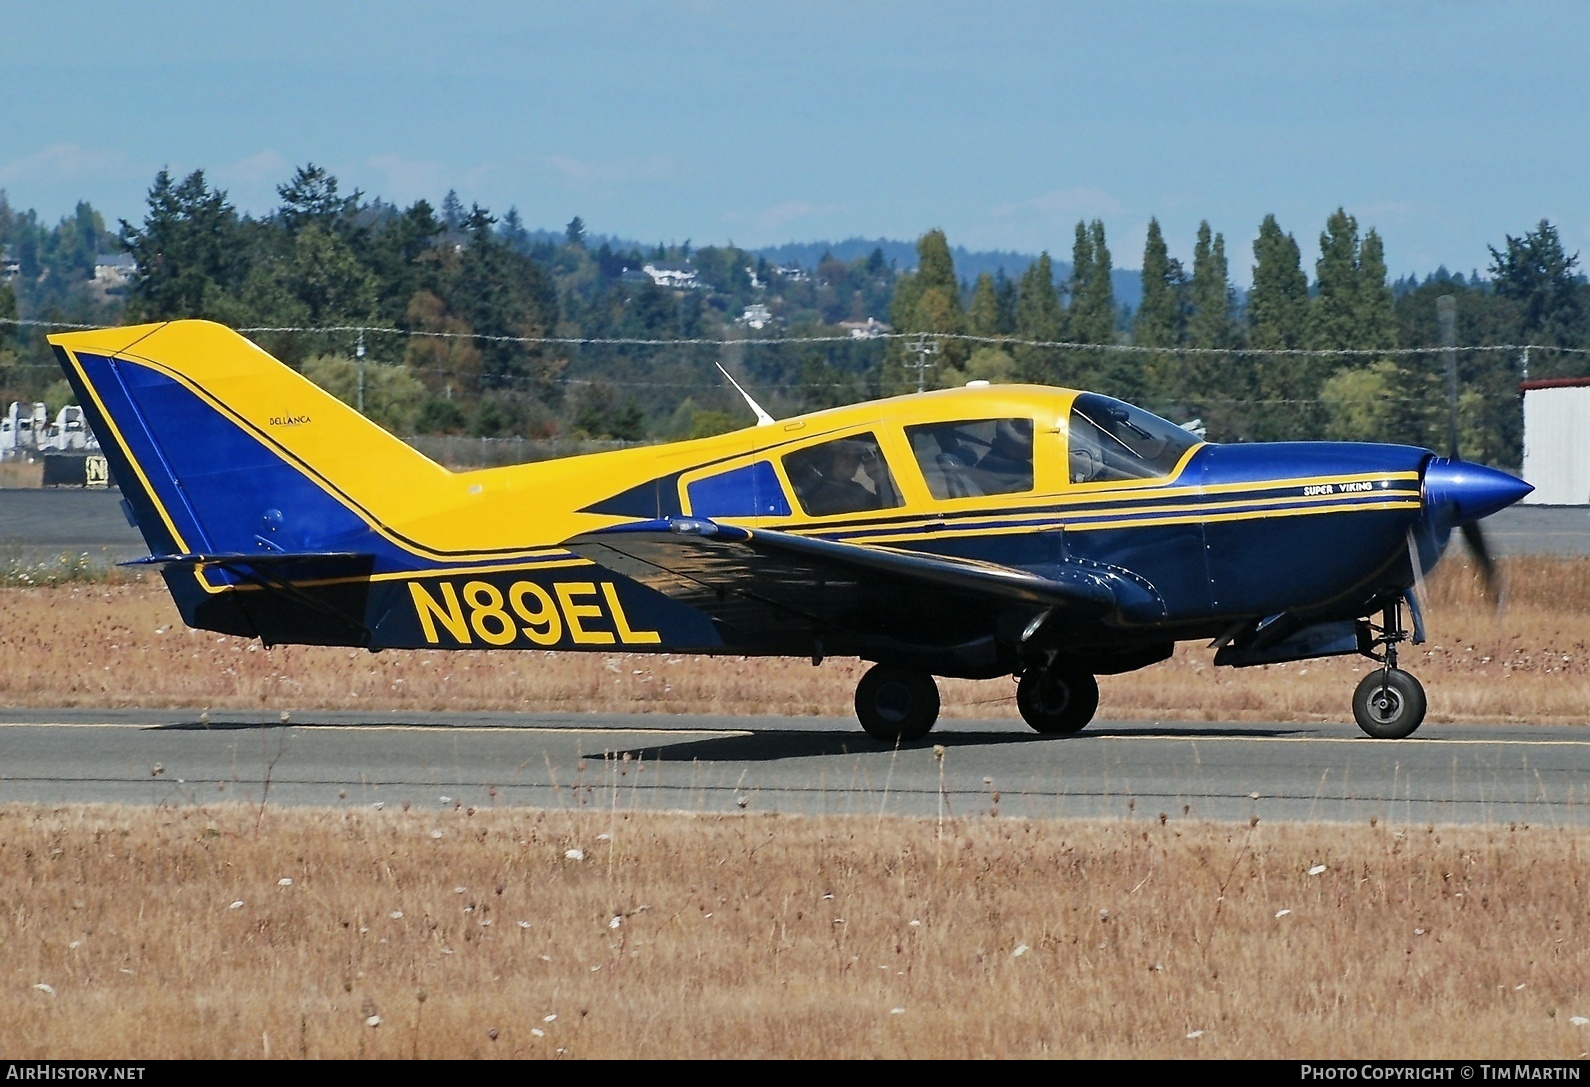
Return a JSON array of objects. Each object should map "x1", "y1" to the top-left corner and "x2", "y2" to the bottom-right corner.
[{"x1": 1407, "y1": 296, "x2": 1530, "y2": 609}]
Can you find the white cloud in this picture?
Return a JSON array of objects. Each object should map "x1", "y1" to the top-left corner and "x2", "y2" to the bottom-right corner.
[
  {"x1": 0, "y1": 144, "x2": 131, "y2": 185},
  {"x1": 214, "y1": 150, "x2": 290, "y2": 189},
  {"x1": 991, "y1": 187, "x2": 1125, "y2": 225}
]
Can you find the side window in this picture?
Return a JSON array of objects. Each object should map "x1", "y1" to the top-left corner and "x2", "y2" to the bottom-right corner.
[
  {"x1": 1067, "y1": 393, "x2": 1200, "y2": 483},
  {"x1": 685, "y1": 461, "x2": 791, "y2": 518},
  {"x1": 906, "y1": 418, "x2": 1034, "y2": 500},
  {"x1": 782, "y1": 432, "x2": 904, "y2": 516}
]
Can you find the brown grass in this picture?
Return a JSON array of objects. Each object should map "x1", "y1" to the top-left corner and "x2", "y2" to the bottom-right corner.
[
  {"x1": 0, "y1": 459, "x2": 44, "y2": 488},
  {"x1": 1, "y1": 805, "x2": 1585, "y2": 1059},
  {"x1": 3, "y1": 558, "x2": 1590, "y2": 724}
]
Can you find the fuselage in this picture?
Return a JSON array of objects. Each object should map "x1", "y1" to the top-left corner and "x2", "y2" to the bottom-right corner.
[{"x1": 49, "y1": 320, "x2": 1529, "y2": 675}]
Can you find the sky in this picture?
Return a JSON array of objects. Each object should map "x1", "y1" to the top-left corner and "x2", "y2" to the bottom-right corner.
[{"x1": 2, "y1": 1, "x2": 1586, "y2": 283}]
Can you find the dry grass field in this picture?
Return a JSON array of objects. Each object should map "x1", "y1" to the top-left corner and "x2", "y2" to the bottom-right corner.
[
  {"x1": 0, "y1": 461, "x2": 44, "y2": 488},
  {"x1": 1, "y1": 557, "x2": 1588, "y2": 724},
  {"x1": 3, "y1": 561, "x2": 1588, "y2": 1059},
  {"x1": 1, "y1": 805, "x2": 1585, "y2": 1059}
]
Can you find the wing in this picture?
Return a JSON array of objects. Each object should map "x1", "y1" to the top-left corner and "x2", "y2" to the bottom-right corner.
[{"x1": 564, "y1": 517, "x2": 1133, "y2": 674}]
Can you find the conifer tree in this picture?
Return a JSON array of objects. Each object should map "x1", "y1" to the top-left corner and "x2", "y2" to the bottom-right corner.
[
  {"x1": 1065, "y1": 220, "x2": 1127, "y2": 396},
  {"x1": 1178, "y1": 222, "x2": 1244, "y2": 434},
  {"x1": 968, "y1": 272, "x2": 1001, "y2": 338},
  {"x1": 1135, "y1": 217, "x2": 1185, "y2": 410},
  {"x1": 1307, "y1": 208, "x2": 1362, "y2": 352},
  {"x1": 1013, "y1": 252, "x2": 1062, "y2": 384},
  {"x1": 1188, "y1": 222, "x2": 1236, "y2": 349},
  {"x1": 1248, "y1": 214, "x2": 1308, "y2": 351},
  {"x1": 886, "y1": 229, "x2": 967, "y2": 391},
  {"x1": 1134, "y1": 218, "x2": 1181, "y2": 349},
  {"x1": 1243, "y1": 214, "x2": 1315, "y2": 440}
]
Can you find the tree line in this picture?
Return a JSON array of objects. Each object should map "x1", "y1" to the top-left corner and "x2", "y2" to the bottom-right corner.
[{"x1": 3, "y1": 163, "x2": 1587, "y2": 467}]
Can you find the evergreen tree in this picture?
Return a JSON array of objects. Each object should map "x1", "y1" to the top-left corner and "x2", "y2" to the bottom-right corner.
[
  {"x1": 564, "y1": 216, "x2": 587, "y2": 249},
  {"x1": 1012, "y1": 252, "x2": 1062, "y2": 384},
  {"x1": 1135, "y1": 217, "x2": 1186, "y2": 411},
  {"x1": 276, "y1": 163, "x2": 360, "y2": 235},
  {"x1": 1355, "y1": 229, "x2": 1397, "y2": 351},
  {"x1": 1488, "y1": 219, "x2": 1587, "y2": 352},
  {"x1": 1065, "y1": 220, "x2": 1126, "y2": 395},
  {"x1": 1307, "y1": 207, "x2": 1363, "y2": 352},
  {"x1": 967, "y1": 271, "x2": 1001, "y2": 337},
  {"x1": 1187, "y1": 222, "x2": 1236, "y2": 349},
  {"x1": 1134, "y1": 218, "x2": 1181, "y2": 349},
  {"x1": 1247, "y1": 214, "x2": 1308, "y2": 350},
  {"x1": 886, "y1": 229, "x2": 967, "y2": 391},
  {"x1": 119, "y1": 168, "x2": 244, "y2": 320}
]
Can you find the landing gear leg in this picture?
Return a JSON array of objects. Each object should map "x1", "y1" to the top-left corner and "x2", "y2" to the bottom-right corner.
[
  {"x1": 854, "y1": 664, "x2": 940, "y2": 743},
  {"x1": 1016, "y1": 663, "x2": 1100, "y2": 735},
  {"x1": 1353, "y1": 599, "x2": 1428, "y2": 739}
]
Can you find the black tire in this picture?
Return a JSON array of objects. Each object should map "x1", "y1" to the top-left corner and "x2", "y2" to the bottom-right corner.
[
  {"x1": 1352, "y1": 668, "x2": 1427, "y2": 739},
  {"x1": 854, "y1": 665, "x2": 940, "y2": 743},
  {"x1": 1017, "y1": 667, "x2": 1100, "y2": 735}
]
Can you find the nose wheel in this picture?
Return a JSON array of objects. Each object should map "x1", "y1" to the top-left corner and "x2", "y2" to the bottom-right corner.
[
  {"x1": 1352, "y1": 668, "x2": 1427, "y2": 739},
  {"x1": 1353, "y1": 598, "x2": 1428, "y2": 738},
  {"x1": 854, "y1": 664, "x2": 940, "y2": 743}
]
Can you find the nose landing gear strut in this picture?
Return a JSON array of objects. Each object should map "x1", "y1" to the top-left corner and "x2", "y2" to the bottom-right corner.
[{"x1": 1353, "y1": 598, "x2": 1428, "y2": 738}]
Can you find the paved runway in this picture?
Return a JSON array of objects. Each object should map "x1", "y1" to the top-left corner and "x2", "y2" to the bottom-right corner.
[
  {"x1": 4, "y1": 490, "x2": 1588, "y2": 826},
  {"x1": 1, "y1": 709, "x2": 1585, "y2": 825},
  {"x1": 4, "y1": 488, "x2": 1588, "y2": 562}
]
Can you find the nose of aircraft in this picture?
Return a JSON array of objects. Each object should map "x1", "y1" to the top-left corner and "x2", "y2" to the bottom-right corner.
[{"x1": 1422, "y1": 457, "x2": 1533, "y2": 530}]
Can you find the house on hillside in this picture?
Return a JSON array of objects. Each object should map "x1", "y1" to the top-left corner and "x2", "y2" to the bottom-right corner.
[
  {"x1": 642, "y1": 261, "x2": 700, "y2": 289},
  {"x1": 840, "y1": 317, "x2": 891, "y2": 340},
  {"x1": 92, "y1": 253, "x2": 136, "y2": 288},
  {"x1": 1, "y1": 248, "x2": 19, "y2": 280},
  {"x1": 737, "y1": 303, "x2": 774, "y2": 330}
]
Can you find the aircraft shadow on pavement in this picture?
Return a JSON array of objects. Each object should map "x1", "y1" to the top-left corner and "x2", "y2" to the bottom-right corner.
[{"x1": 593, "y1": 729, "x2": 1055, "y2": 763}]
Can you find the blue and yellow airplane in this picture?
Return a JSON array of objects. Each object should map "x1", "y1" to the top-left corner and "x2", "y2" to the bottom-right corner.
[{"x1": 49, "y1": 320, "x2": 1531, "y2": 741}]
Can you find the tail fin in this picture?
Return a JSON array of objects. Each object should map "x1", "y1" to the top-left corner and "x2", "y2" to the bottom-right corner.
[{"x1": 49, "y1": 320, "x2": 453, "y2": 562}]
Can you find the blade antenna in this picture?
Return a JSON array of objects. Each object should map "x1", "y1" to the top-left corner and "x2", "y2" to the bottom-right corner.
[{"x1": 716, "y1": 362, "x2": 776, "y2": 427}]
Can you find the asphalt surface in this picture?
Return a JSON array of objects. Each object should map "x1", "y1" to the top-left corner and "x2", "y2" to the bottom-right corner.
[
  {"x1": 0, "y1": 709, "x2": 1585, "y2": 825},
  {"x1": 3, "y1": 489, "x2": 1588, "y2": 826},
  {"x1": 3, "y1": 488, "x2": 1588, "y2": 563}
]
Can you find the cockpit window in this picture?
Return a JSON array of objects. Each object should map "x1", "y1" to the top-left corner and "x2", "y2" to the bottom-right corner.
[
  {"x1": 1068, "y1": 393, "x2": 1200, "y2": 483},
  {"x1": 906, "y1": 418, "x2": 1034, "y2": 500},
  {"x1": 782, "y1": 432, "x2": 904, "y2": 516}
]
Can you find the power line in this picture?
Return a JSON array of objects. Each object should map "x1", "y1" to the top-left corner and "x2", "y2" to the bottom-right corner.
[{"x1": 4, "y1": 316, "x2": 1589, "y2": 357}]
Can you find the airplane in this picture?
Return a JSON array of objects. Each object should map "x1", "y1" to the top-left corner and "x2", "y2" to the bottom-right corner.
[{"x1": 48, "y1": 320, "x2": 1532, "y2": 742}]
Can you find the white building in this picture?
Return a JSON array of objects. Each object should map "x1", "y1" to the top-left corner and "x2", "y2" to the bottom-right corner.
[
  {"x1": 737, "y1": 303, "x2": 773, "y2": 330},
  {"x1": 839, "y1": 317, "x2": 891, "y2": 340},
  {"x1": 92, "y1": 252, "x2": 137, "y2": 287},
  {"x1": 1521, "y1": 377, "x2": 1590, "y2": 504},
  {"x1": 641, "y1": 261, "x2": 700, "y2": 289}
]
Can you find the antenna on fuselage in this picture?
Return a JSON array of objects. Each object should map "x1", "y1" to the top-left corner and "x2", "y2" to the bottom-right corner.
[{"x1": 716, "y1": 362, "x2": 776, "y2": 426}]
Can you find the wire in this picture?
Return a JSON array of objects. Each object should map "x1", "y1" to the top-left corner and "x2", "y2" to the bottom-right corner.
[{"x1": 4, "y1": 315, "x2": 1587, "y2": 357}]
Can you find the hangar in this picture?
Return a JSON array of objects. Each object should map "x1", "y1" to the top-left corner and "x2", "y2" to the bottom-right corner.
[{"x1": 1521, "y1": 377, "x2": 1590, "y2": 505}]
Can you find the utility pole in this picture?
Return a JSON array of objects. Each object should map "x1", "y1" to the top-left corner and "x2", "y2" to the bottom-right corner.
[
  {"x1": 1437, "y1": 295, "x2": 1457, "y2": 456},
  {"x1": 907, "y1": 333, "x2": 939, "y2": 394},
  {"x1": 355, "y1": 329, "x2": 366, "y2": 415}
]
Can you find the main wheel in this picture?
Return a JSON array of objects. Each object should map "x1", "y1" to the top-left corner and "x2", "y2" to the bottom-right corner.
[
  {"x1": 1017, "y1": 666, "x2": 1100, "y2": 735},
  {"x1": 1352, "y1": 668, "x2": 1427, "y2": 739},
  {"x1": 854, "y1": 665, "x2": 940, "y2": 743}
]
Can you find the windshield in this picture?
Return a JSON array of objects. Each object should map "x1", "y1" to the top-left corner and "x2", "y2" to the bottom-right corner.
[{"x1": 1067, "y1": 393, "x2": 1201, "y2": 483}]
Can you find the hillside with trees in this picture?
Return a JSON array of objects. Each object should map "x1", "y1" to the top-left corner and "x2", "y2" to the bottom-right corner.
[{"x1": 3, "y1": 163, "x2": 1587, "y2": 467}]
